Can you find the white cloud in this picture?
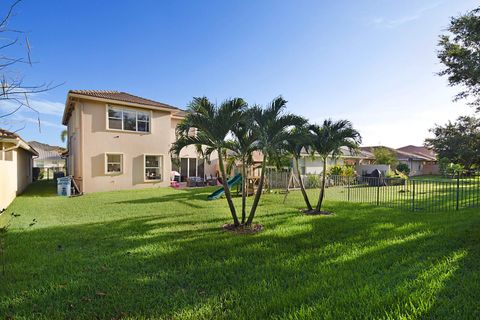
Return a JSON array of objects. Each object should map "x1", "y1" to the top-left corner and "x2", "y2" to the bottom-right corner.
[
  {"x1": 0, "y1": 96, "x2": 64, "y2": 117},
  {"x1": 370, "y1": 2, "x2": 443, "y2": 28},
  {"x1": 0, "y1": 114, "x2": 64, "y2": 130}
]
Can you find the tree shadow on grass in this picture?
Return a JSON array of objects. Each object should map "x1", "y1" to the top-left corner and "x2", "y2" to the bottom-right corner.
[
  {"x1": 2, "y1": 205, "x2": 480, "y2": 319},
  {"x1": 112, "y1": 187, "x2": 216, "y2": 209}
]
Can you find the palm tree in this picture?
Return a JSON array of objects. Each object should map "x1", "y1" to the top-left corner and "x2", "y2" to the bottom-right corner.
[
  {"x1": 226, "y1": 111, "x2": 258, "y2": 224},
  {"x1": 309, "y1": 119, "x2": 361, "y2": 212},
  {"x1": 246, "y1": 97, "x2": 306, "y2": 225},
  {"x1": 284, "y1": 127, "x2": 313, "y2": 211},
  {"x1": 60, "y1": 129, "x2": 67, "y2": 143},
  {"x1": 171, "y1": 97, "x2": 247, "y2": 226}
]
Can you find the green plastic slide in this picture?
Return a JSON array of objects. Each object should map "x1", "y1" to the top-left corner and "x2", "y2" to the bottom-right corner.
[{"x1": 207, "y1": 174, "x2": 242, "y2": 200}]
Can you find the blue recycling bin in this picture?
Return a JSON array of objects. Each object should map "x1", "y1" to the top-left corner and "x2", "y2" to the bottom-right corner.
[{"x1": 57, "y1": 176, "x2": 71, "y2": 196}]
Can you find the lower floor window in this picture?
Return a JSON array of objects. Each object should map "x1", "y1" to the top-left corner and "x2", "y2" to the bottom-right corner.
[
  {"x1": 106, "y1": 153, "x2": 123, "y2": 174},
  {"x1": 145, "y1": 155, "x2": 163, "y2": 181}
]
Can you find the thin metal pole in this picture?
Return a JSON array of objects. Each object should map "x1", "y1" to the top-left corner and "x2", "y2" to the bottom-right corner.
[
  {"x1": 456, "y1": 172, "x2": 460, "y2": 211},
  {"x1": 412, "y1": 180, "x2": 416, "y2": 211},
  {"x1": 347, "y1": 176, "x2": 350, "y2": 202}
]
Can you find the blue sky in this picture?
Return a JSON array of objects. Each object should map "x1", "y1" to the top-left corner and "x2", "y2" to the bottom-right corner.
[{"x1": 0, "y1": 0, "x2": 478, "y2": 147}]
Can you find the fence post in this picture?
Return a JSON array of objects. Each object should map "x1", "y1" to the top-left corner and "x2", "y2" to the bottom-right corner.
[
  {"x1": 376, "y1": 178, "x2": 380, "y2": 206},
  {"x1": 347, "y1": 176, "x2": 350, "y2": 202},
  {"x1": 412, "y1": 180, "x2": 416, "y2": 211},
  {"x1": 456, "y1": 172, "x2": 460, "y2": 211}
]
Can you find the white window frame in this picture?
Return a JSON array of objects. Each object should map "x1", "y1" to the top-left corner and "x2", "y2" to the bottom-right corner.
[
  {"x1": 105, "y1": 153, "x2": 124, "y2": 175},
  {"x1": 106, "y1": 105, "x2": 152, "y2": 133},
  {"x1": 143, "y1": 154, "x2": 164, "y2": 182}
]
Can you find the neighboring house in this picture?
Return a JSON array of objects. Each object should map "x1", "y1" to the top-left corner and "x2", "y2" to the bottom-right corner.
[
  {"x1": 29, "y1": 141, "x2": 66, "y2": 170},
  {"x1": 297, "y1": 147, "x2": 375, "y2": 175},
  {"x1": 62, "y1": 90, "x2": 216, "y2": 193},
  {"x1": 296, "y1": 145, "x2": 439, "y2": 177},
  {"x1": 397, "y1": 145, "x2": 439, "y2": 175},
  {"x1": 0, "y1": 129, "x2": 38, "y2": 210},
  {"x1": 361, "y1": 146, "x2": 439, "y2": 176}
]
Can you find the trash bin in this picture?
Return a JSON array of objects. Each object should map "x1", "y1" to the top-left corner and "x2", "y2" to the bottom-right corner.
[{"x1": 57, "y1": 176, "x2": 71, "y2": 196}]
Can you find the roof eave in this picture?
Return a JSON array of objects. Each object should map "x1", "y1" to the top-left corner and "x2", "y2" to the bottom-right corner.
[{"x1": 62, "y1": 92, "x2": 181, "y2": 125}]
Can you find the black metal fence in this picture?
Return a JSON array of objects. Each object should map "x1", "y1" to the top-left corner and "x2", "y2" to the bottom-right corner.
[{"x1": 326, "y1": 174, "x2": 480, "y2": 212}]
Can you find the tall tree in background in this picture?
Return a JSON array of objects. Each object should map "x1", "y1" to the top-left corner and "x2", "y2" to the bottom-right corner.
[
  {"x1": 309, "y1": 120, "x2": 361, "y2": 213},
  {"x1": 438, "y1": 6, "x2": 480, "y2": 110},
  {"x1": 60, "y1": 130, "x2": 67, "y2": 143},
  {"x1": 425, "y1": 115, "x2": 480, "y2": 169},
  {"x1": 373, "y1": 147, "x2": 398, "y2": 168},
  {"x1": 0, "y1": 0, "x2": 57, "y2": 131}
]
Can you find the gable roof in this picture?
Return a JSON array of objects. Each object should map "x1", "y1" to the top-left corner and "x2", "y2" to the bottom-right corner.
[
  {"x1": 397, "y1": 145, "x2": 437, "y2": 161},
  {"x1": 28, "y1": 141, "x2": 66, "y2": 161},
  {"x1": 299, "y1": 146, "x2": 374, "y2": 159},
  {"x1": 63, "y1": 90, "x2": 183, "y2": 125},
  {"x1": 0, "y1": 128, "x2": 38, "y2": 155},
  {"x1": 361, "y1": 146, "x2": 435, "y2": 162}
]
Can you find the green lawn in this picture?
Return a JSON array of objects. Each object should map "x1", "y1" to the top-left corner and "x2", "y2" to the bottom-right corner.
[{"x1": 1, "y1": 181, "x2": 479, "y2": 319}]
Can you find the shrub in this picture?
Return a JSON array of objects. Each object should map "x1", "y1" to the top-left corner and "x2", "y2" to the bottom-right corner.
[
  {"x1": 385, "y1": 170, "x2": 408, "y2": 186},
  {"x1": 328, "y1": 165, "x2": 356, "y2": 177},
  {"x1": 439, "y1": 158, "x2": 464, "y2": 177},
  {"x1": 329, "y1": 165, "x2": 343, "y2": 176},
  {"x1": 305, "y1": 174, "x2": 321, "y2": 188},
  {"x1": 342, "y1": 166, "x2": 356, "y2": 177},
  {"x1": 396, "y1": 163, "x2": 410, "y2": 175}
]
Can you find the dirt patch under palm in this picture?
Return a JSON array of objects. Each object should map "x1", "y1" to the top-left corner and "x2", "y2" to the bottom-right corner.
[
  {"x1": 222, "y1": 223, "x2": 264, "y2": 234},
  {"x1": 301, "y1": 209, "x2": 334, "y2": 216}
]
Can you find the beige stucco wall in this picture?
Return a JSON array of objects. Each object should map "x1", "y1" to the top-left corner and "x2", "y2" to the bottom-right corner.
[
  {"x1": 301, "y1": 156, "x2": 340, "y2": 175},
  {"x1": 0, "y1": 143, "x2": 33, "y2": 210},
  {"x1": 170, "y1": 118, "x2": 217, "y2": 178},
  {"x1": 66, "y1": 99, "x2": 221, "y2": 193},
  {"x1": 67, "y1": 104, "x2": 83, "y2": 190},
  {"x1": 74, "y1": 100, "x2": 174, "y2": 193}
]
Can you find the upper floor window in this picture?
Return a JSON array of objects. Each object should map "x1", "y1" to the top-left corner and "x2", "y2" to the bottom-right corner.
[{"x1": 107, "y1": 106, "x2": 150, "y2": 133}]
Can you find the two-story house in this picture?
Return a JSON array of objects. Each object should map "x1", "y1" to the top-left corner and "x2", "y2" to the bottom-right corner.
[{"x1": 62, "y1": 90, "x2": 215, "y2": 193}]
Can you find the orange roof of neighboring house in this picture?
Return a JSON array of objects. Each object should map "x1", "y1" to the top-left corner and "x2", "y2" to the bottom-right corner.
[
  {"x1": 0, "y1": 128, "x2": 38, "y2": 155},
  {"x1": 63, "y1": 90, "x2": 184, "y2": 125},
  {"x1": 397, "y1": 145, "x2": 437, "y2": 161},
  {"x1": 360, "y1": 146, "x2": 436, "y2": 162}
]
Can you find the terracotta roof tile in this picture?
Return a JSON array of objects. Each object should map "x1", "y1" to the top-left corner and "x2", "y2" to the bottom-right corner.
[
  {"x1": 0, "y1": 128, "x2": 19, "y2": 139},
  {"x1": 397, "y1": 145, "x2": 437, "y2": 161},
  {"x1": 68, "y1": 90, "x2": 180, "y2": 110},
  {"x1": 0, "y1": 128, "x2": 38, "y2": 155},
  {"x1": 360, "y1": 146, "x2": 435, "y2": 161}
]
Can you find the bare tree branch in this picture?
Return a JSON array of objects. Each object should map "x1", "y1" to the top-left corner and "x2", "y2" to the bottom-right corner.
[
  {"x1": 0, "y1": 0, "x2": 62, "y2": 132},
  {"x1": 0, "y1": 0, "x2": 21, "y2": 30}
]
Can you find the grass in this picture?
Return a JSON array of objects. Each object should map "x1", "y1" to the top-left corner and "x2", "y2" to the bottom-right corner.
[{"x1": 1, "y1": 181, "x2": 479, "y2": 319}]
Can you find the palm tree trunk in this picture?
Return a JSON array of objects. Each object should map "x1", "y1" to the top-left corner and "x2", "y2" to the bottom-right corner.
[
  {"x1": 316, "y1": 157, "x2": 327, "y2": 212},
  {"x1": 241, "y1": 158, "x2": 247, "y2": 224},
  {"x1": 246, "y1": 157, "x2": 267, "y2": 226},
  {"x1": 295, "y1": 156, "x2": 312, "y2": 211},
  {"x1": 218, "y1": 148, "x2": 240, "y2": 226}
]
